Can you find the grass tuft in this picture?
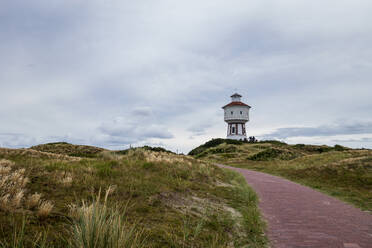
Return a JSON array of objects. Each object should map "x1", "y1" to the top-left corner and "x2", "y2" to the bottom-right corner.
[
  {"x1": 0, "y1": 163, "x2": 28, "y2": 211},
  {"x1": 26, "y1": 193, "x2": 42, "y2": 209},
  {"x1": 69, "y1": 186, "x2": 145, "y2": 248},
  {"x1": 37, "y1": 201, "x2": 54, "y2": 218}
]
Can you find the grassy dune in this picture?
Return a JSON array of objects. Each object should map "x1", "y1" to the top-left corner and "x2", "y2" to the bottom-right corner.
[
  {"x1": 30, "y1": 142, "x2": 105, "y2": 158},
  {"x1": 190, "y1": 140, "x2": 372, "y2": 211},
  {"x1": 0, "y1": 143, "x2": 267, "y2": 247}
]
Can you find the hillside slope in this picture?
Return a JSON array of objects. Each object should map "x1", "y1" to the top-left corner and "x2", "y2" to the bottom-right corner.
[
  {"x1": 0, "y1": 146, "x2": 267, "y2": 247},
  {"x1": 30, "y1": 142, "x2": 105, "y2": 158},
  {"x1": 190, "y1": 139, "x2": 372, "y2": 211}
]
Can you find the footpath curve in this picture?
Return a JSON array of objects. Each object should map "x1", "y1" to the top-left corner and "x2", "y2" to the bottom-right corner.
[{"x1": 218, "y1": 164, "x2": 372, "y2": 248}]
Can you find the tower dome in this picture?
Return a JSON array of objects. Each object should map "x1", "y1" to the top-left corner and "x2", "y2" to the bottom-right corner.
[{"x1": 222, "y1": 93, "x2": 251, "y2": 140}]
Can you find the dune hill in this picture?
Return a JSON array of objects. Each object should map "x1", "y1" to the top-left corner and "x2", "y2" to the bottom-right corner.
[
  {"x1": 189, "y1": 139, "x2": 372, "y2": 211},
  {"x1": 30, "y1": 142, "x2": 105, "y2": 158},
  {"x1": 0, "y1": 144, "x2": 267, "y2": 248}
]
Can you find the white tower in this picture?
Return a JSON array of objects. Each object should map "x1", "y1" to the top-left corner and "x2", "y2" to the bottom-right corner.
[{"x1": 222, "y1": 93, "x2": 251, "y2": 140}]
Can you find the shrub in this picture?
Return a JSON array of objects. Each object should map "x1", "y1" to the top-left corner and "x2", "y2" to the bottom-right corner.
[
  {"x1": 293, "y1": 144, "x2": 336, "y2": 153},
  {"x1": 293, "y1": 144, "x2": 306, "y2": 149},
  {"x1": 247, "y1": 148, "x2": 282, "y2": 161},
  {"x1": 334, "y1": 144, "x2": 348, "y2": 151},
  {"x1": 116, "y1": 146, "x2": 174, "y2": 156},
  {"x1": 315, "y1": 146, "x2": 333, "y2": 153},
  {"x1": 247, "y1": 148, "x2": 297, "y2": 161},
  {"x1": 258, "y1": 140, "x2": 287, "y2": 146}
]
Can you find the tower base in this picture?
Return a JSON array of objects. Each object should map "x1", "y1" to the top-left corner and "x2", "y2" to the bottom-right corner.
[
  {"x1": 226, "y1": 122, "x2": 247, "y2": 140},
  {"x1": 227, "y1": 134, "x2": 247, "y2": 140}
]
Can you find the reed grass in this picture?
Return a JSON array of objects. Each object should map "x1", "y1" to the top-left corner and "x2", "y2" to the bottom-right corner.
[{"x1": 69, "y1": 186, "x2": 145, "y2": 248}]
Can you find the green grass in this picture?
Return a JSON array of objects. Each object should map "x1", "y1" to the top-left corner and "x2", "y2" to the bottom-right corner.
[
  {"x1": 191, "y1": 139, "x2": 372, "y2": 211},
  {"x1": 0, "y1": 146, "x2": 267, "y2": 247}
]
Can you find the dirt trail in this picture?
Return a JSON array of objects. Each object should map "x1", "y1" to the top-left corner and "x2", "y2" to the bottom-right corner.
[{"x1": 218, "y1": 164, "x2": 372, "y2": 248}]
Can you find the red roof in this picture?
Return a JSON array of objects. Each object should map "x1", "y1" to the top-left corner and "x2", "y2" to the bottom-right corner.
[{"x1": 222, "y1": 101, "x2": 251, "y2": 109}]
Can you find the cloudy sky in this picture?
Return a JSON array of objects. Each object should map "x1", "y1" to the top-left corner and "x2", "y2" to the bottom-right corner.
[{"x1": 1, "y1": 0, "x2": 372, "y2": 153}]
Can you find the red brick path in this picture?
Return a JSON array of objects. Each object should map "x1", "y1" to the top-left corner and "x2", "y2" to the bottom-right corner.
[{"x1": 218, "y1": 165, "x2": 372, "y2": 248}]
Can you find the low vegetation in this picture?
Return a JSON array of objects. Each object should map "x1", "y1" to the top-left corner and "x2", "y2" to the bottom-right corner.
[
  {"x1": 114, "y1": 146, "x2": 175, "y2": 155},
  {"x1": 188, "y1": 139, "x2": 246, "y2": 157},
  {"x1": 0, "y1": 144, "x2": 267, "y2": 247},
  {"x1": 190, "y1": 140, "x2": 372, "y2": 211},
  {"x1": 31, "y1": 142, "x2": 105, "y2": 158}
]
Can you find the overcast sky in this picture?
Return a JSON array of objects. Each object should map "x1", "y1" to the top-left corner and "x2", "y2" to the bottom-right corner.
[{"x1": 1, "y1": 0, "x2": 372, "y2": 153}]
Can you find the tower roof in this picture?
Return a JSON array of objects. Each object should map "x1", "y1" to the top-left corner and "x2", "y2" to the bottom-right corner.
[
  {"x1": 231, "y1": 93, "x2": 242, "y2": 98},
  {"x1": 222, "y1": 101, "x2": 251, "y2": 109}
]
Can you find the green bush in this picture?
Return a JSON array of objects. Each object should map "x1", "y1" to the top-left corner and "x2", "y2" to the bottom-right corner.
[
  {"x1": 247, "y1": 148, "x2": 297, "y2": 161},
  {"x1": 334, "y1": 144, "x2": 348, "y2": 151},
  {"x1": 247, "y1": 148, "x2": 282, "y2": 161},
  {"x1": 258, "y1": 140, "x2": 287, "y2": 146},
  {"x1": 116, "y1": 146, "x2": 174, "y2": 155},
  {"x1": 188, "y1": 139, "x2": 244, "y2": 156},
  {"x1": 293, "y1": 144, "x2": 335, "y2": 153}
]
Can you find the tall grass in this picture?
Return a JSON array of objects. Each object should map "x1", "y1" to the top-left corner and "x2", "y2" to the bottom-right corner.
[
  {"x1": 0, "y1": 160, "x2": 28, "y2": 211},
  {"x1": 0, "y1": 216, "x2": 51, "y2": 248},
  {"x1": 69, "y1": 186, "x2": 145, "y2": 248}
]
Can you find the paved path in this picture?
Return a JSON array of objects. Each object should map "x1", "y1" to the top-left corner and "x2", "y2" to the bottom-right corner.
[{"x1": 218, "y1": 164, "x2": 372, "y2": 248}]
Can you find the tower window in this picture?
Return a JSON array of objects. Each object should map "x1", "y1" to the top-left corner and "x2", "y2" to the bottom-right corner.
[
  {"x1": 240, "y1": 111, "x2": 242, "y2": 115},
  {"x1": 232, "y1": 127, "x2": 235, "y2": 134},
  {"x1": 231, "y1": 111, "x2": 233, "y2": 115}
]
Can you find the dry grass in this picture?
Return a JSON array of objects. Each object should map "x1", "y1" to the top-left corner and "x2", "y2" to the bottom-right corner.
[
  {"x1": 0, "y1": 159, "x2": 53, "y2": 216},
  {"x1": 0, "y1": 148, "x2": 80, "y2": 161},
  {"x1": 26, "y1": 192, "x2": 42, "y2": 209},
  {"x1": 54, "y1": 171, "x2": 74, "y2": 187},
  {"x1": 0, "y1": 158, "x2": 15, "y2": 167},
  {"x1": 143, "y1": 150, "x2": 192, "y2": 164},
  {"x1": 37, "y1": 200, "x2": 54, "y2": 218},
  {"x1": 99, "y1": 150, "x2": 123, "y2": 161},
  {"x1": 0, "y1": 161, "x2": 28, "y2": 211}
]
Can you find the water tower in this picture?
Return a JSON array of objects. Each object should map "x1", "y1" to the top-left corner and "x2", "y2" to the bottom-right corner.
[{"x1": 222, "y1": 93, "x2": 251, "y2": 140}]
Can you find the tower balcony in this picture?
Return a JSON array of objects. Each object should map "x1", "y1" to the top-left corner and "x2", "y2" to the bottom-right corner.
[{"x1": 224, "y1": 116, "x2": 249, "y2": 122}]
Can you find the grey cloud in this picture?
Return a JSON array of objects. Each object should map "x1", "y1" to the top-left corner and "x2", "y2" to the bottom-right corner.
[
  {"x1": 1, "y1": 1, "x2": 372, "y2": 152},
  {"x1": 187, "y1": 123, "x2": 214, "y2": 136},
  {"x1": 0, "y1": 133, "x2": 36, "y2": 148},
  {"x1": 0, "y1": 133, "x2": 84, "y2": 148},
  {"x1": 99, "y1": 115, "x2": 174, "y2": 145},
  {"x1": 262, "y1": 122, "x2": 372, "y2": 139},
  {"x1": 132, "y1": 107, "x2": 152, "y2": 117},
  {"x1": 331, "y1": 137, "x2": 372, "y2": 143}
]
